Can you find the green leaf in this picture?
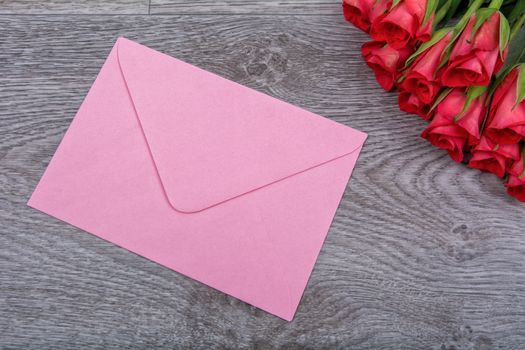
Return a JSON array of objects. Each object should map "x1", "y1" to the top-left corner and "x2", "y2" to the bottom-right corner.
[
  {"x1": 515, "y1": 64, "x2": 525, "y2": 108},
  {"x1": 404, "y1": 27, "x2": 452, "y2": 67},
  {"x1": 424, "y1": 0, "x2": 440, "y2": 24},
  {"x1": 429, "y1": 87, "x2": 453, "y2": 113},
  {"x1": 438, "y1": 0, "x2": 485, "y2": 68},
  {"x1": 445, "y1": 0, "x2": 462, "y2": 22},
  {"x1": 508, "y1": 0, "x2": 525, "y2": 23},
  {"x1": 488, "y1": 0, "x2": 504, "y2": 10},
  {"x1": 392, "y1": 0, "x2": 402, "y2": 8},
  {"x1": 499, "y1": 12, "x2": 510, "y2": 59},
  {"x1": 487, "y1": 65, "x2": 515, "y2": 102},
  {"x1": 396, "y1": 67, "x2": 410, "y2": 84},
  {"x1": 443, "y1": 21, "x2": 468, "y2": 56},
  {"x1": 440, "y1": 3, "x2": 479, "y2": 61},
  {"x1": 434, "y1": 0, "x2": 451, "y2": 25},
  {"x1": 454, "y1": 85, "x2": 487, "y2": 122},
  {"x1": 436, "y1": 48, "x2": 452, "y2": 77},
  {"x1": 505, "y1": 25, "x2": 525, "y2": 69}
]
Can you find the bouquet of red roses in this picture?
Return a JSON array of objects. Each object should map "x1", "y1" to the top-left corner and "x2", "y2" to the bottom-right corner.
[{"x1": 343, "y1": 0, "x2": 525, "y2": 202}]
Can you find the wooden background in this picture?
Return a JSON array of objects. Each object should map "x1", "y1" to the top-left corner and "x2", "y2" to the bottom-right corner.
[{"x1": 1, "y1": 1, "x2": 524, "y2": 349}]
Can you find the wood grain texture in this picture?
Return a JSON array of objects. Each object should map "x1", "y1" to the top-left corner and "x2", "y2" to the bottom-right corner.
[
  {"x1": 1, "y1": 8, "x2": 525, "y2": 350},
  {"x1": 149, "y1": 0, "x2": 338, "y2": 15},
  {"x1": 0, "y1": 0, "x2": 149, "y2": 14}
]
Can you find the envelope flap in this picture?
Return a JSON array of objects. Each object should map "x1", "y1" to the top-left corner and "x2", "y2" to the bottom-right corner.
[{"x1": 116, "y1": 38, "x2": 367, "y2": 213}]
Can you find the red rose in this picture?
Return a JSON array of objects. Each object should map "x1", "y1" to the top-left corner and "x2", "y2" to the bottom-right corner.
[
  {"x1": 506, "y1": 150, "x2": 525, "y2": 202},
  {"x1": 422, "y1": 88, "x2": 486, "y2": 162},
  {"x1": 441, "y1": 12, "x2": 507, "y2": 87},
  {"x1": 342, "y1": 0, "x2": 373, "y2": 32},
  {"x1": 369, "y1": 0, "x2": 392, "y2": 24},
  {"x1": 362, "y1": 41, "x2": 413, "y2": 91},
  {"x1": 468, "y1": 136, "x2": 520, "y2": 177},
  {"x1": 506, "y1": 175, "x2": 525, "y2": 202},
  {"x1": 400, "y1": 32, "x2": 452, "y2": 105},
  {"x1": 398, "y1": 90, "x2": 431, "y2": 118},
  {"x1": 484, "y1": 67, "x2": 525, "y2": 144},
  {"x1": 342, "y1": 0, "x2": 392, "y2": 33},
  {"x1": 370, "y1": 0, "x2": 433, "y2": 49}
]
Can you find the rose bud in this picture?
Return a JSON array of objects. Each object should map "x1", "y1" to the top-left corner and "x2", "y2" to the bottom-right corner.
[
  {"x1": 370, "y1": 0, "x2": 434, "y2": 49},
  {"x1": 399, "y1": 30, "x2": 452, "y2": 105},
  {"x1": 342, "y1": 0, "x2": 392, "y2": 33},
  {"x1": 441, "y1": 11, "x2": 509, "y2": 87},
  {"x1": 361, "y1": 41, "x2": 413, "y2": 91},
  {"x1": 506, "y1": 146, "x2": 525, "y2": 202},
  {"x1": 484, "y1": 65, "x2": 525, "y2": 144},
  {"x1": 341, "y1": 0, "x2": 372, "y2": 32},
  {"x1": 506, "y1": 174, "x2": 525, "y2": 202},
  {"x1": 342, "y1": 0, "x2": 373, "y2": 32},
  {"x1": 468, "y1": 136, "x2": 520, "y2": 177},
  {"x1": 398, "y1": 90, "x2": 431, "y2": 119},
  {"x1": 422, "y1": 87, "x2": 486, "y2": 162},
  {"x1": 369, "y1": 0, "x2": 393, "y2": 24}
]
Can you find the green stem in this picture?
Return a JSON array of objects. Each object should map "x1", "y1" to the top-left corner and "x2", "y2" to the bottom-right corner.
[
  {"x1": 434, "y1": 0, "x2": 450, "y2": 26},
  {"x1": 478, "y1": 86, "x2": 495, "y2": 134},
  {"x1": 438, "y1": 0, "x2": 485, "y2": 62},
  {"x1": 457, "y1": 0, "x2": 485, "y2": 26},
  {"x1": 489, "y1": 0, "x2": 505, "y2": 9},
  {"x1": 510, "y1": 12, "x2": 525, "y2": 42}
]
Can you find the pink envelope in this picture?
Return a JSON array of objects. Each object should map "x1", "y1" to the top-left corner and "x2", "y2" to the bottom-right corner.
[{"x1": 28, "y1": 37, "x2": 367, "y2": 321}]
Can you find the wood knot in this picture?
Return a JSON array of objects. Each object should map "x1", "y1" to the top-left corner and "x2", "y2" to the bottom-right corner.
[
  {"x1": 239, "y1": 33, "x2": 289, "y2": 85},
  {"x1": 441, "y1": 325, "x2": 493, "y2": 350}
]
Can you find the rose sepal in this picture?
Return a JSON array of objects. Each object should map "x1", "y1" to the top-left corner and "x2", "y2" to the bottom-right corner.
[
  {"x1": 404, "y1": 27, "x2": 453, "y2": 68},
  {"x1": 454, "y1": 85, "x2": 487, "y2": 122},
  {"x1": 515, "y1": 63, "x2": 525, "y2": 108}
]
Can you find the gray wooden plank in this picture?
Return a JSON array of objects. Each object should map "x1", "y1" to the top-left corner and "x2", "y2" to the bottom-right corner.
[
  {"x1": 150, "y1": 0, "x2": 339, "y2": 15},
  {"x1": 0, "y1": 0, "x2": 150, "y2": 14},
  {"x1": 1, "y1": 13, "x2": 525, "y2": 350}
]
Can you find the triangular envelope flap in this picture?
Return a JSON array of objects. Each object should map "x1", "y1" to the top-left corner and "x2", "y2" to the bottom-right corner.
[{"x1": 116, "y1": 38, "x2": 367, "y2": 213}]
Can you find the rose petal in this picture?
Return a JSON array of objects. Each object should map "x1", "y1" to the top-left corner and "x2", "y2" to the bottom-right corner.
[
  {"x1": 399, "y1": 90, "x2": 431, "y2": 118},
  {"x1": 371, "y1": 1, "x2": 416, "y2": 49},
  {"x1": 442, "y1": 12, "x2": 504, "y2": 88},
  {"x1": 486, "y1": 69, "x2": 525, "y2": 144},
  {"x1": 343, "y1": 0, "x2": 373, "y2": 32},
  {"x1": 506, "y1": 174, "x2": 525, "y2": 202},
  {"x1": 362, "y1": 41, "x2": 411, "y2": 91}
]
